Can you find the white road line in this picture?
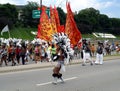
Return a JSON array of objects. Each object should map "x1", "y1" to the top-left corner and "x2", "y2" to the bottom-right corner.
[{"x1": 36, "y1": 77, "x2": 78, "y2": 86}]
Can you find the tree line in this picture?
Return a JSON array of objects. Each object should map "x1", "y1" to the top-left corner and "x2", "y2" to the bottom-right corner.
[{"x1": 0, "y1": 1, "x2": 120, "y2": 35}]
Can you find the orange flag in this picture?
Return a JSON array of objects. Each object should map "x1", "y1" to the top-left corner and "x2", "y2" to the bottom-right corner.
[
  {"x1": 57, "y1": 25, "x2": 65, "y2": 33},
  {"x1": 65, "y1": 2, "x2": 82, "y2": 47},
  {"x1": 38, "y1": 7, "x2": 54, "y2": 41},
  {"x1": 50, "y1": 6, "x2": 57, "y2": 34},
  {"x1": 37, "y1": 24, "x2": 41, "y2": 38},
  {"x1": 54, "y1": 6, "x2": 61, "y2": 32}
]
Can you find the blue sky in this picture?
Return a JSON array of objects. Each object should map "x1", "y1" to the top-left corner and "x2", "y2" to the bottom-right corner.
[{"x1": 0, "y1": 0, "x2": 120, "y2": 18}]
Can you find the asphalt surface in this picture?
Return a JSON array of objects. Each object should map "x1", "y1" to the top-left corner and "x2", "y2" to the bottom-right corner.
[{"x1": 0, "y1": 58, "x2": 120, "y2": 91}]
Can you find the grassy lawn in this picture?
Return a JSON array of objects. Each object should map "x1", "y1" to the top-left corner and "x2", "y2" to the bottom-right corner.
[{"x1": 0, "y1": 27, "x2": 37, "y2": 40}]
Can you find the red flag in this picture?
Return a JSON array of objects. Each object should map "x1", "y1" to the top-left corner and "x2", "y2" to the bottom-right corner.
[
  {"x1": 65, "y1": 2, "x2": 82, "y2": 47},
  {"x1": 38, "y1": 7, "x2": 54, "y2": 41},
  {"x1": 37, "y1": 24, "x2": 41, "y2": 38},
  {"x1": 57, "y1": 25, "x2": 65, "y2": 33},
  {"x1": 54, "y1": 6, "x2": 61, "y2": 32},
  {"x1": 50, "y1": 6, "x2": 57, "y2": 33}
]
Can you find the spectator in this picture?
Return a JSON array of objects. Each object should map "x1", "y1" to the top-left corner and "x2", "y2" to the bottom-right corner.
[
  {"x1": 91, "y1": 44, "x2": 96, "y2": 56},
  {"x1": 15, "y1": 45, "x2": 21, "y2": 65},
  {"x1": 0, "y1": 44, "x2": 7, "y2": 66},
  {"x1": 20, "y1": 44, "x2": 26, "y2": 65},
  {"x1": 34, "y1": 44, "x2": 40, "y2": 63}
]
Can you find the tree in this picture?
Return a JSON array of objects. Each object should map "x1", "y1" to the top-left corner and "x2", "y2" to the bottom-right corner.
[
  {"x1": 77, "y1": 8, "x2": 100, "y2": 33},
  {"x1": 109, "y1": 18, "x2": 120, "y2": 35},
  {"x1": 57, "y1": 7, "x2": 66, "y2": 25},
  {"x1": 0, "y1": 3, "x2": 18, "y2": 29},
  {"x1": 98, "y1": 14, "x2": 112, "y2": 33},
  {"x1": 22, "y1": 1, "x2": 39, "y2": 27}
]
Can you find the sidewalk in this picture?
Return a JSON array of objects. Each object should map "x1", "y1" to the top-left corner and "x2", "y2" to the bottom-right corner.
[{"x1": 0, "y1": 55, "x2": 120, "y2": 73}]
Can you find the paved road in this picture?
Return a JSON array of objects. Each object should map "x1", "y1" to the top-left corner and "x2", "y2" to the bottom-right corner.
[{"x1": 0, "y1": 59, "x2": 120, "y2": 91}]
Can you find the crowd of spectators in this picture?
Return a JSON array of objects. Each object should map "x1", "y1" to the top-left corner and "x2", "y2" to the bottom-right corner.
[{"x1": 0, "y1": 38, "x2": 120, "y2": 67}]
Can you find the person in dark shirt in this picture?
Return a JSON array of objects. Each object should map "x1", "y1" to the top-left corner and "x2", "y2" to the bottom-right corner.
[
  {"x1": 81, "y1": 39, "x2": 93, "y2": 66},
  {"x1": 95, "y1": 42, "x2": 104, "y2": 65}
]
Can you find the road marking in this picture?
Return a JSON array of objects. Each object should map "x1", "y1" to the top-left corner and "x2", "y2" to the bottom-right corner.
[{"x1": 36, "y1": 76, "x2": 78, "y2": 86}]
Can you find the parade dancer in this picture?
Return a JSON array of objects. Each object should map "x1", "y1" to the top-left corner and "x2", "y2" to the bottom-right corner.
[
  {"x1": 52, "y1": 32, "x2": 74, "y2": 84},
  {"x1": 82, "y1": 39, "x2": 93, "y2": 66},
  {"x1": 95, "y1": 42, "x2": 104, "y2": 65},
  {"x1": 0, "y1": 44, "x2": 8, "y2": 66},
  {"x1": 52, "y1": 47, "x2": 65, "y2": 84}
]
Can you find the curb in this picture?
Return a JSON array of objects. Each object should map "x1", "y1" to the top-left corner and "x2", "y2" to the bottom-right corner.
[
  {"x1": 0, "y1": 56, "x2": 120, "y2": 74},
  {"x1": 0, "y1": 63, "x2": 54, "y2": 74}
]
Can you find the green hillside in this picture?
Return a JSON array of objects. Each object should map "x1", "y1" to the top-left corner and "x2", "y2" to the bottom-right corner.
[
  {"x1": 0, "y1": 27, "x2": 37, "y2": 40},
  {"x1": 0, "y1": 27, "x2": 120, "y2": 40}
]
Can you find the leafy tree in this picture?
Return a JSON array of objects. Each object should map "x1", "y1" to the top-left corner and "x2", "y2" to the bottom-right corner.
[
  {"x1": 98, "y1": 14, "x2": 112, "y2": 33},
  {"x1": 75, "y1": 14, "x2": 92, "y2": 34},
  {"x1": 57, "y1": 7, "x2": 66, "y2": 25},
  {"x1": 77, "y1": 8, "x2": 100, "y2": 33},
  {"x1": 22, "y1": 1, "x2": 39, "y2": 27},
  {"x1": 0, "y1": 3, "x2": 18, "y2": 29},
  {"x1": 109, "y1": 18, "x2": 120, "y2": 35}
]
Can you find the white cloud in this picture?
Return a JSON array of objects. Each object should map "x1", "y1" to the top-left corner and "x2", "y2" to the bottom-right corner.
[
  {"x1": 51, "y1": 0, "x2": 114, "y2": 13},
  {"x1": 0, "y1": 0, "x2": 115, "y2": 9},
  {"x1": 94, "y1": 1, "x2": 113, "y2": 9},
  {"x1": 70, "y1": 0, "x2": 97, "y2": 11},
  {"x1": 65, "y1": 0, "x2": 114, "y2": 12}
]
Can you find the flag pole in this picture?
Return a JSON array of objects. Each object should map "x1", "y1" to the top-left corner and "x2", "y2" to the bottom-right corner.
[
  {"x1": 40, "y1": 0, "x2": 42, "y2": 15},
  {"x1": 7, "y1": 25, "x2": 11, "y2": 38}
]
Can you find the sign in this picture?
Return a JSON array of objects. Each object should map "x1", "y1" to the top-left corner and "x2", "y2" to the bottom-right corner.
[{"x1": 32, "y1": 9, "x2": 50, "y2": 18}]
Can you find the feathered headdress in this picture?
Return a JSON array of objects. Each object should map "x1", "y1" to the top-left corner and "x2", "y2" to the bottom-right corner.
[{"x1": 52, "y1": 32, "x2": 74, "y2": 64}]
